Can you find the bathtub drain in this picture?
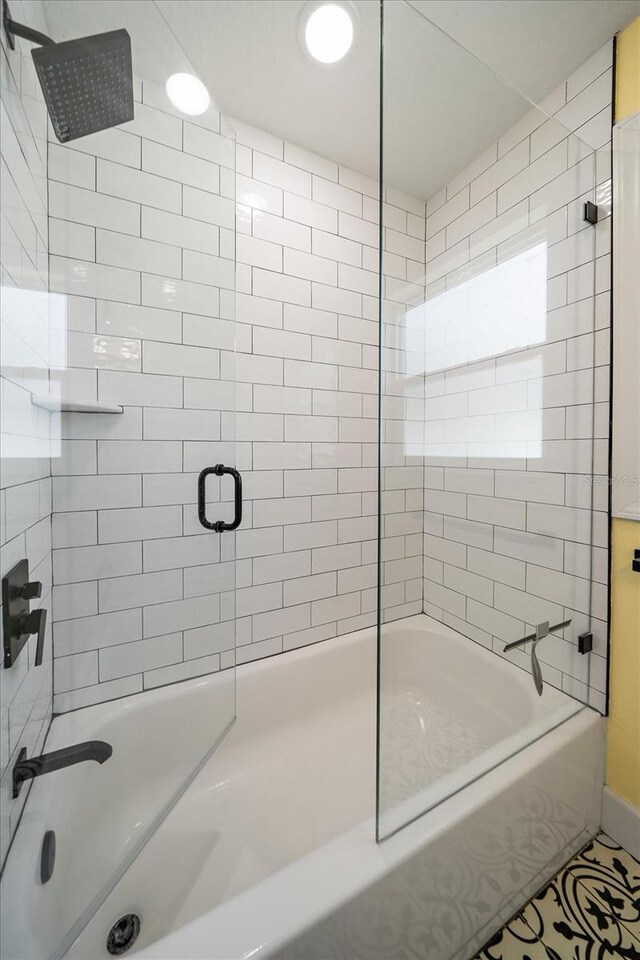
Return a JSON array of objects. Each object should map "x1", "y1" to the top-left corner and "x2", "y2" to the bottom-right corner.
[{"x1": 106, "y1": 914, "x2": 141, "y2": 955}]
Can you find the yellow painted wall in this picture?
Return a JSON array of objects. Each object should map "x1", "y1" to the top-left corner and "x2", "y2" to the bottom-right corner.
[
  {"x1": 607, "y1": 16, "x2": 640, "y2": 811},
  {"x1": 607, "y1": 520, "x2": 640, "y2": 807},
  {"x1": 615, "y1": 16, "x2": 640, "y2": 122}
]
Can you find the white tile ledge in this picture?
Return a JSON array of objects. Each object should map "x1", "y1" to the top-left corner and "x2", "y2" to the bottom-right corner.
[{"x1": 31, "y1": 396, "x2": 124, "y2": 415}]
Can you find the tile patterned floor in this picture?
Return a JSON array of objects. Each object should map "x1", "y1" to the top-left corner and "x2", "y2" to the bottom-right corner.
[{"x1": 473, "y1": 832, "x2": 640, "y2": 959}]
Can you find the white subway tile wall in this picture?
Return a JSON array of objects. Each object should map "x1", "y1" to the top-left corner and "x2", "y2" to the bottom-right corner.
[
  {"x1": 50, "y1": 43, "x2": 611, "y2": 720},
  {"x1": 49, "y1": 79, "x2": 424, "y2": 711},
  {"x1": 417, "y1": 43, "x2": 612, "y2": 712},
  {"x1": 0, "y1": 0, "x2": 53, "y2": 866}
]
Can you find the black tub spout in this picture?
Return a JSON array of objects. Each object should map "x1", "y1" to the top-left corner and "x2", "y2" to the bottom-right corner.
[{"x1": 12, "y1": 741, "x2": 113, "y2": 798}]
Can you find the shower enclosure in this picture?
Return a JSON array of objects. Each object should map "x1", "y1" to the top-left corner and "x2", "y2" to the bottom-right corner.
[
  {"x1": 376, "y1": 0, "x2": 603, "y2": 841},
  {"x1": 0, "y1": 1, "x2": 608, "y2": 958}
]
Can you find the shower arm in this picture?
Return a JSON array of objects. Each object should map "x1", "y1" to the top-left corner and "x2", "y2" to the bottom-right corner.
[{"x1": 3, "y1": 1, "x2": 54, "y2": 50}]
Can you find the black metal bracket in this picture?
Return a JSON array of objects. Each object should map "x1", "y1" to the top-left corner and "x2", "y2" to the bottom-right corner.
[
  {"x1": 2, "y1": 0, "x2": 54, "y2": 49},
  {"x1": 633, "y1": 549, "x2": 640, "y2": 573},
  {"x1": 2, "y1": 559, "x2": 46, "y2": 668},
  {"x1": 578, "y1": 631, "x2": 593, "y2": 654},
  {"x1": 198, "y1": 465, "x2": 243, "y2": 532},
  {"x1": 583, "y1": 201, "x2": 599, "y2": 225}
]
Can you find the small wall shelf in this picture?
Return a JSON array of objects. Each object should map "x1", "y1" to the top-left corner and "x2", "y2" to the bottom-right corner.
[{"x1": 31, "y1": 396, "x2": 123, "y2": 415}]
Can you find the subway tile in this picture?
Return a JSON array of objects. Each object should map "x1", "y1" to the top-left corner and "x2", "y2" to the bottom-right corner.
[
  {"x1": 312, "y1": 176, "x2": 361, "y2": 216},
  {"x1": 253, "y1": 210, "x2": 311, "y2": 251},
  {"x1": 144, "y1": 593, "x2": 219, "y2": 641},
  {"x1": 55, "y1": 651, "x2": 98, "y2": 693},
  {"x1": 97, "y1": 159, "x2": 181, "y2": 212},
  {"x1": 253, "y1": 327, "x2": 311, "y2": 361},
  {"x1": 285, "y1": 248, "x2": 337, "y2": 285},
  {"x1": 53, "y1": 475, "x2": 141, "y2": 512},
  {"x1": 285, "y1": 358, "x2": 337, "y2": 391},
  {"x1": 50, "y1": 256, "x2": 140, "y2": 304},
  {"x1": 54, "y1": 541, "x2": 141, "y2": 585},
  {"x1": 311, "y1": 591, "x2": 359, "y2": 626},
  {"x1": 142, "y1": 140, "x2": 220, "y2": 193},
  {"x1": 253, "y1": 152, "x2": 311, "y2": 197},
  {"x1": 99, "y1": 632, "x2": 182, "y2": 681},
  {"x1": 143, "y1": 533, "x2": 219, "y2": 572},
  {"x1": 142, "y1": 206, "x2": 220, "y2": 255},
  {"x1": 183, "y1": 249, "x2": 234, "y2": 289},
  {"x1": 48, "y1": 143, "x2": 95, "y2": 189},
  {"x1": 98, "y1": 505, "x2": 182, "y2": 544},
  {"x1": 470, "y1": 140, "x2": 529, "y2": 205},
  {"x1": 49, "y1": 181, "x2": 140, "y2": 235},
  {"x1": 97, "y1": 301, "x2": 181, "y2": 343},
  {"x1": 96, "y1": 229, "x2": 181, "y2": 278},
  {"x1": 312, "y1": 229, "x2": 361, "y2": 266},
  {"x1": 183, "y1": 122, "x2": 233, "y2": 168},
  {"x1": 49, "y1": 218, "x2": 95, "y2": 261},
  {"x1": 101, "y1": 570, "x2": 182, "y2": 614},
  {"x1": 142, "y1": 274, "x2": 220, "y2": 318},
  {"x1": 99, "y1": 370, "x2": 183, "y2": 408},
  {"x1": 54, "y1": 609, "x2": 142, "y2": 657},
  {"x1": 97, "y1": 440, "x2": 181, "y2": 475},
  {"x1": 284, "y1": 193, "x2": 337, "y2": 232},
  {"x1": 253, "y1": 268, "x2": 311, "y2": 307},
  {"x1": 143, "y1": 340, "x2": 219, "y2": 379}
]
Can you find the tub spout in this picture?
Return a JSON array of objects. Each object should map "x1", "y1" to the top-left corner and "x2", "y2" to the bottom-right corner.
[{"x1": 12, "y1": 740, "x2": 112, "y2": 798}]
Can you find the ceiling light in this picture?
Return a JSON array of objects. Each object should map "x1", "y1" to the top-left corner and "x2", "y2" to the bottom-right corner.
[
  {"x1": 302, "y1": 3, "x2": 355, "y2": 64},
  {"x1": 165, "y1": 73, "x2": 210, "y2": 116}
]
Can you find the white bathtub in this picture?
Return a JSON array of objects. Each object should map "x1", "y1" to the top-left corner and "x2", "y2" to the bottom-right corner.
[{"x1": 0, "y1": 615, "x2": 604, "y2": 960}]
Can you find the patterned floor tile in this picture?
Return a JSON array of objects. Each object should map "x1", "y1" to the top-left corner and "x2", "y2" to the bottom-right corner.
[
  {"x1": 520, "y1": 869, "x2": 640, "y2": 959},
  {"x1": 567, "y1": 833, "x2": 640, "y2": 941},
  {"x1": 472, "y1": 912, "x2": 551, "y2": 958},
  {"x1": 474, "y1": 833, "x2": 640, "y2": 960}
]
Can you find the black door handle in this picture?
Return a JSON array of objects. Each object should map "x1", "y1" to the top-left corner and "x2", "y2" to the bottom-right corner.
[{"x1": 198, "y1": 465, "x2": 243, "y2": 532}]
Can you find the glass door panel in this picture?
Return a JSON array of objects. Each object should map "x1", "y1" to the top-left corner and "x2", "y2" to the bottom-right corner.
[
  {"x1": 0, "y1": 3, "x2": 237, "y2": 957},
  {"x1": 377, "y1": 0, "x2": 599, "y2": 840}
]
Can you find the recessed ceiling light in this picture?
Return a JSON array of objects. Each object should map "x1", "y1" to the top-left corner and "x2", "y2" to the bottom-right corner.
[
  {"x1": 302, "y1": 2, "x2": 355, "y2": 64},
  {"x1": 165, "y1": 73, "x2": 210, "y2": 116}
]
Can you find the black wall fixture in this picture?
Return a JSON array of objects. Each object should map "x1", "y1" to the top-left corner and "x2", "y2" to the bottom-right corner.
[
  {"x1": 2, "y1": 0, "x2": 133, "y2": 143},
  {"x1": 2, "y1": 559, "x2": 47, "y2": 668},
  {"x1": 583, "y1": 200, "x2": 599, "y2": 225}
]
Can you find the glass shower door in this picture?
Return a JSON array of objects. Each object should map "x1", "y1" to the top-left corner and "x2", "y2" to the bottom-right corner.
[
  {"x1": 0, "y1": 3, "x2": 238, "y2": 958},
  {"x1": 377, "y1": 0, "x2": 602, "y2": 840}
]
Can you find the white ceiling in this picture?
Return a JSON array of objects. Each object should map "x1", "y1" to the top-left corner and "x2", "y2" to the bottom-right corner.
[{"x1": 43, "y1": 0, "x2": 640, "y2": 200}]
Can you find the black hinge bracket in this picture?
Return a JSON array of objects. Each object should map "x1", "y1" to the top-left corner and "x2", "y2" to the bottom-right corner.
[
  {"x1": 583, "y1": 201, "x2": 599, "y2": 225},
  {"x1": 578, "y1": 631, "x2": 593, "y2": 654}
]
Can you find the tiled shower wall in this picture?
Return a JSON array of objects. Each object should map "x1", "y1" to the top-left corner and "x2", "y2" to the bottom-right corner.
[
  {"x1": 0, "y1": 0, "x2": 53, "y2": 864},
  {"x1": 419, "y1": 43, "x2": 612, "y2": 712},
  {"x1": 49, "y1": 86, "x2": 424, "y2": 710},
  {"x1": 50, "y1": 42, "x2": 611, "y2": 713}
]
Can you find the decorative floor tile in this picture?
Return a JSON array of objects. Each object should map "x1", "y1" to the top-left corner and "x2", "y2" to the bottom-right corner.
[
  {"x1": 472, "y1": 913, "x2": 550, "y2": 959},
  {"x1": 520, "y1": 871, "x2": 640, "y2": 959},
  {"x1": 474, "y1": 833, "x2": 640, "y2": 960}
]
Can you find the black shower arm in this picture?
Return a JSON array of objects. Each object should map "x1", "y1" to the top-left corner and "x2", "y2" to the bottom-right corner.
[{"x1": 3, "y1": 1, "x2": 54, "y2": 49}]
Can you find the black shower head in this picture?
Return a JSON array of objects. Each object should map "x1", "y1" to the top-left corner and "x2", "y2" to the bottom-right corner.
[
  {"x1": 31, "y1": 29, "x2": 134, "y2": 143},
  {"x1": 3, "y1": 1, "x2": 134, "y2": 143}
]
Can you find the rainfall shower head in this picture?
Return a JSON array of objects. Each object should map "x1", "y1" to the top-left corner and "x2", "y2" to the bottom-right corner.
[{"x1": 2, "y1": 1, "x2": 134, "y2": 143}]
